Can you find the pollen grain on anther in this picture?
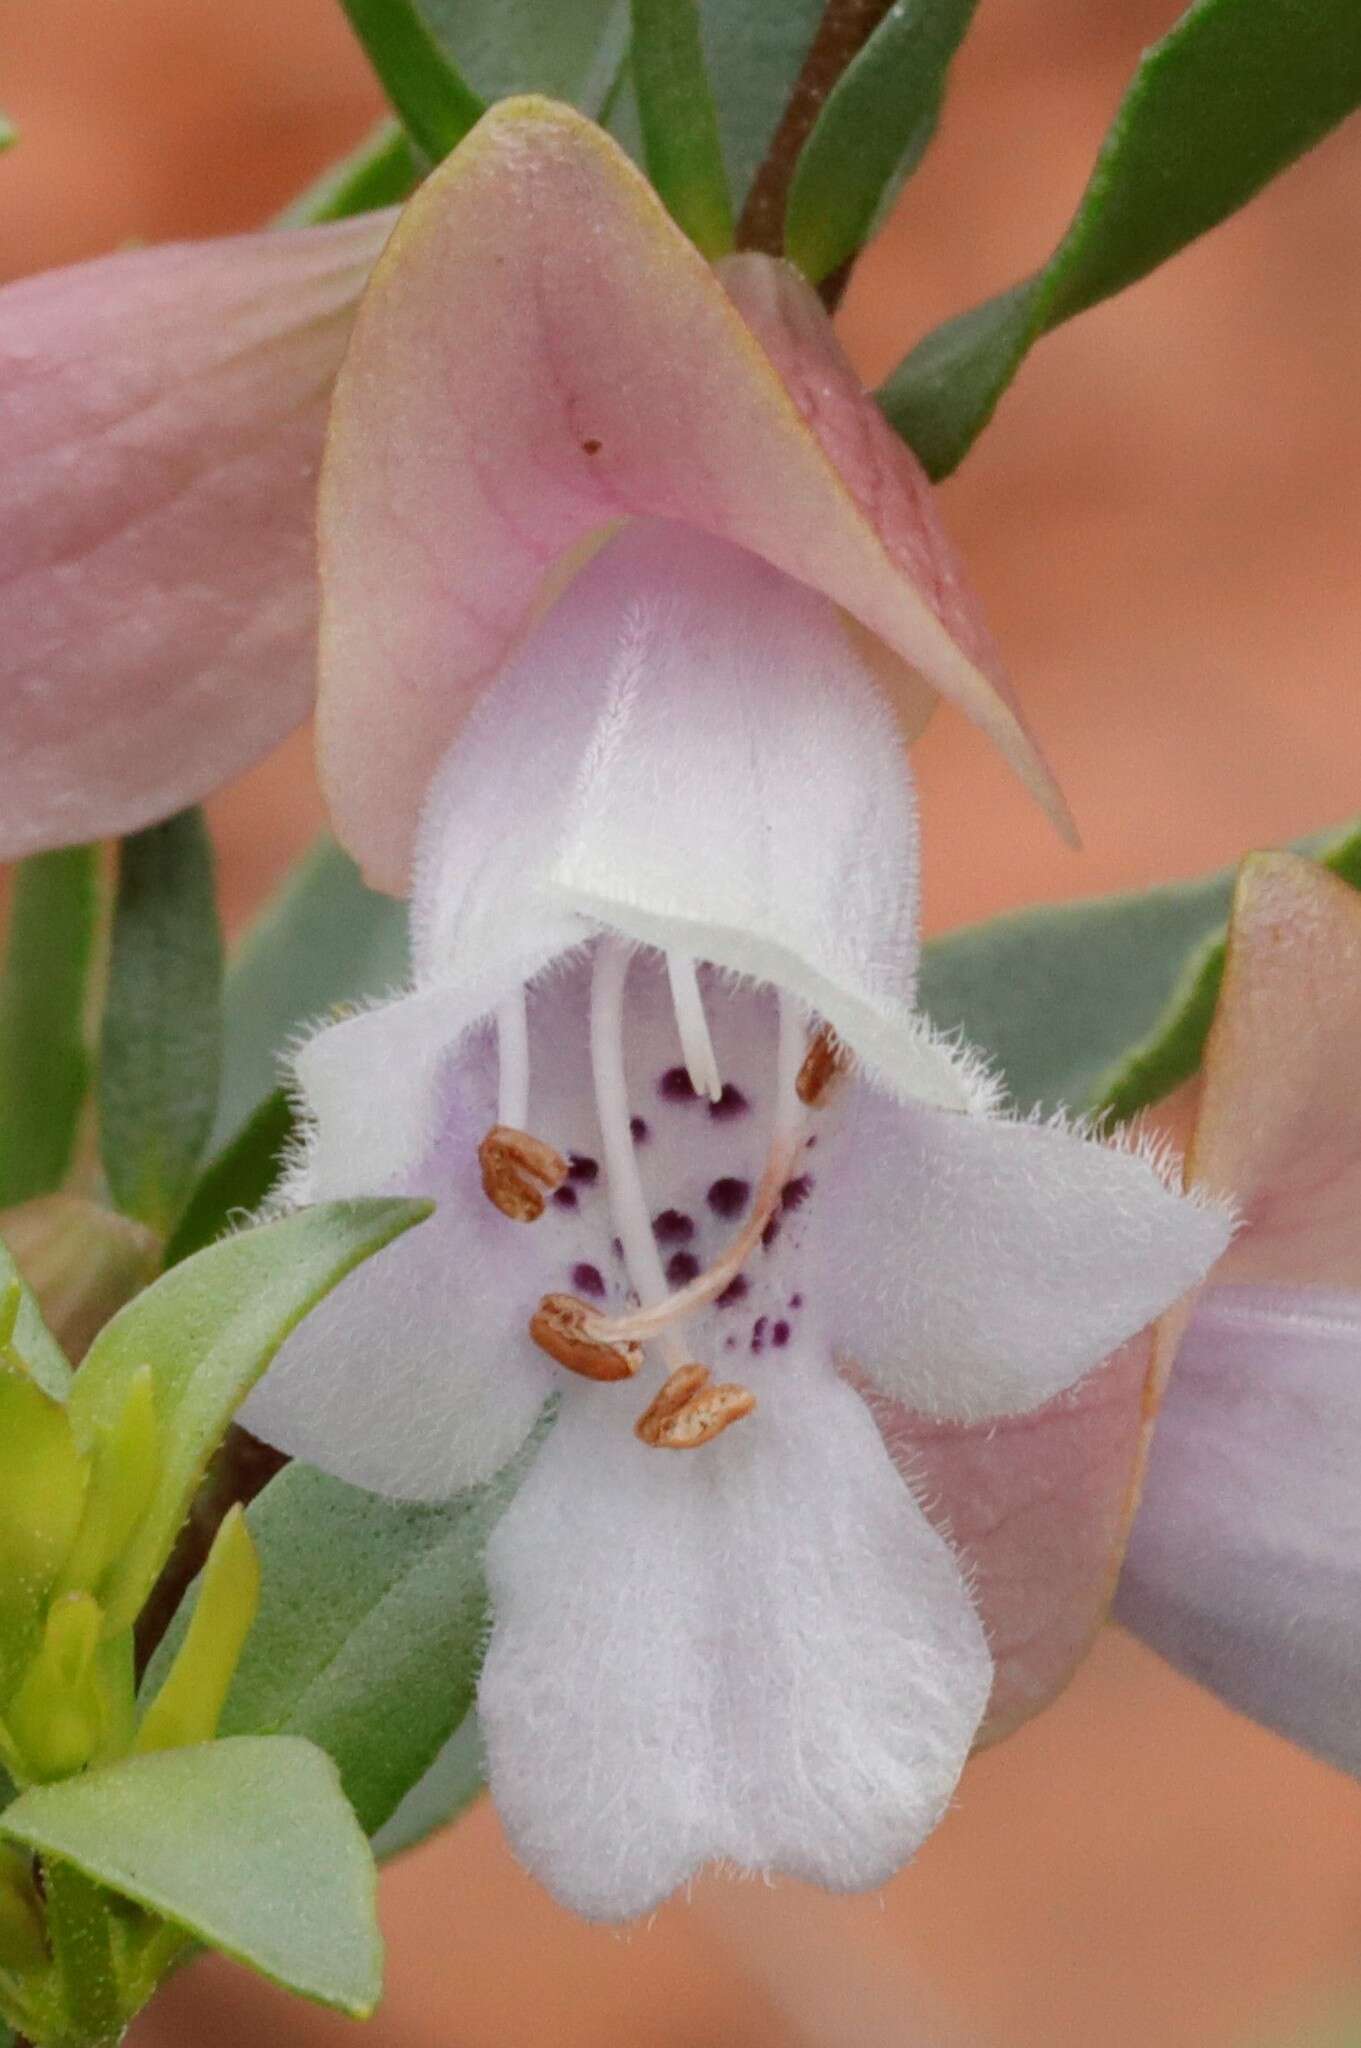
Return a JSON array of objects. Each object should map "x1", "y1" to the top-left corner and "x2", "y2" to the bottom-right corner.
[
  {"x1": 479, "y1": 1124, "x2": 569, "y2": 1222},
  {"x1": 796, "y1": 1025, "x2": 849, "y2": 1108},
  {"x1": 530, "y1": 1293, "x2": 642, "y2": 1381}
]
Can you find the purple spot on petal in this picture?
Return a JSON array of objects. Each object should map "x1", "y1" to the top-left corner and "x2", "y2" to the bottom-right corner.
[
  {"x1": 653, "y1": 1209, "x2": 694, "y2": 1244},
  {"x1": 750, "y1": 1315, "x2": 767, "y2": 1355},
  {"x1": 611, "y1": 1237, "x2": 624, "y2": 1261},
  {"x1": 659, "y1": 1067, "x2": 695, "y2": 1102},
  {"x1": 568, "y1": 1153, "x2": 599, "y2": 1183},
  {"x1": 552, "y1": 1186, "x2": 577, "y2": 1210},
  {"x1": 761, "y1": 1216, "x2": 781, "y2": 1250},
  {"x1": 707, "y1": 1176, "x2": 750, "y2": 1220},
  {"x1": 715, "y1": 1274, "x2": 749, "y2": 1308},
  {"x1": 772, "y1": 1320, "x2": 791, "y2": 1348},
  {"x1": 630, "y1": 1116, "x2": 650, "y2": 1143},
  {"x1": 708, "y1": 1083, "x2": 748, "y2": 1121},
  {"x1": 665, "y1": 1250, "x2": 700, "y2": 1287},
  {"x1": 725, "y1": 1335, "x2": 737, "y2": 1352},
  {"x1": 789, "y1": 1293, "x2": 803, "y2": 1310},
  {"x1": 781, "y1": 1174, "x2": 813, "y2": 1212},
  {"x1": 571, "y1": 1263, "x2": 605, "y2": 1300}
]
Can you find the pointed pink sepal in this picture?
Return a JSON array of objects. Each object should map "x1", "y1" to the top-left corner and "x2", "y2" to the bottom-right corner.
[{"x1": 317, "y1": 97, "x2": 1067, "y2": 892}]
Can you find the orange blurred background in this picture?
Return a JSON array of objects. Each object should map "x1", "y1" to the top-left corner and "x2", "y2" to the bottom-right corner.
[{"x1": 5, "y1": 2, "x2": 1361, "y2": 2042}]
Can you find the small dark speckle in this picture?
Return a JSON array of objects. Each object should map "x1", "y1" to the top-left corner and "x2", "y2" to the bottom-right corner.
[
  {"x1": 654, "y1": 1209, "x2": 694, "y2": 1243},
  {"x1": 708, "y1": 1083, "x2": 748, "y2": 1121},
  {"x1": 611, "y1": 1237, "x2": 624, "y2": 1260},
  {"x1": 772, "y1": 1320, "x2": 791, "y2": 1348},
  {"x1": 665, "y1": 1250, "x2": 700, "y2": 1287},
  {"x1": 789, "y1": 1293, "x2": 803, "y2": 1310},
  {"x1": 659, "y1": 1066, "x2": 696, "y2": 1102},
  {"x1": 568, "y1": 1153, "x2": 599, "y2": 1183},
  {"x1": 761, "y1": 1215, "x2": 781, "y2": 1250},
  {"x1": 715, "y1": 1274, "x2": 749, "y2": 1308},
  {"x1": 725, "y1": 1335, "x2": 737, "y2": 1351},
  {"x1": 630, "y1": 1116, "x2": 650, "y2": 1143},
  {"x1": 581, "y1": 437, "x2": 602, "y2": 455},
  {"x1": 552, "y1": 1185, "x2": 578, "y2": 1210},
  {"x1": 571, "y1": 1262, "x2": 606, "y2": 1299},
  {"x1": 781, "y1": 1174, "x2": 813, "y2": 1212},
  {"x1": 750, "y1": 1315, "x2": 767, "y2": 1355},
  {"x1": 707, "y1": 1176, "x2": 750, "y2": 1220}
]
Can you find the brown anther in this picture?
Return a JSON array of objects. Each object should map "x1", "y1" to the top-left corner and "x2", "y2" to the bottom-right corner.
[
  {"x1": 531, "y1": 1293, "x2": 643, "y2": 1382},
  {"x1": 634, "y1": 1364, "x2": 712, "y2": 1445},
  {"x1": 479, "y1": 1125, "x2": 568, "y2": 1222},
  {"x1": 635, "y1": 1364, "x2": 756, "y2": 1449},
  {"x1": 796, "y1": 1026, "x2": 849, "y2": 1107}
]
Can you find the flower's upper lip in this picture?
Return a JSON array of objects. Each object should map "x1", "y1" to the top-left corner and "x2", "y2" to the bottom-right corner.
[{"x1": 317, "y1": 94, "x2": 1071, "y2": 896}]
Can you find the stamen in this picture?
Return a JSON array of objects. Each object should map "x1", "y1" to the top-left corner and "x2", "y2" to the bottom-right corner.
[
  {"x1": 479, "y1": 1125, "x2": 568, "y2": 1222},
  {"x1": 665, "y1": 953, "x2": 723, "y2": 1104},
  {"x1": 585, "y1": 995, "x2": 807, "y2": 1345},
  {"x1": 531, "y1": 1293, "x2": 642, "y2": 1381},
  {"x1": 635, "y1": 1364, "x2": 756, "y2": 1449},
  {"x1": 797, "y1": 1023, "x2": 849, "y2": 1107},
  {"x1": 590, "y1": 939, "x2": 687, "y2": 1369}
]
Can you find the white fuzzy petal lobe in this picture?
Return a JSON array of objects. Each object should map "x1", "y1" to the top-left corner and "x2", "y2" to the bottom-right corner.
[
  {"x1": 478, "y1": 1343, "x2": 992, "y2": 1921},
  {"x1": 815, "y1": 1078, "x2": 1233, "y2": 1419}
]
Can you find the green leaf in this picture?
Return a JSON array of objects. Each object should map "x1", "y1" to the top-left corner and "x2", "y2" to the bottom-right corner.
[
  {"x1": 338, "y1": 0, "x2": 485, "y2": 162},
  {"x1": 920, "y1": 820, "x2": 1355, "y2": 1118},
  {"x1": 785, "y1": 0, "x2": 979, "y2": 284},
  {"x1": 0, "y1": 1232, "x2": 73, "y2": 1402},
  {"x1": 0, "y1": 113, "x2": 15, "y2": 152},
  {"x1": 278, "y1": 117, "x2": 423, "y2": 226},
  {"x1": 67, "y1": 1199, "x2": 430, "y2": 1633},
  {"x1": 1092, "y1": 821, "x2": 1361, "y2": 1122},
  {"x1": 147, "y1": 1451, "x2": 524, "y2": 1837},
  {"x1": 99, "y1": 811, "x2": 224, "y2": 1237},
  {"x1": 2, "y1": 1737, "x2": 383, "y2": 2016},
  {"x1": 414, "y1": 0, "x2": 626, "y2": 108},
  {"x1": 0, "y1": 848, "x2": 99, "y2": 1208},
  {"x1": 164, "y1": 1090, "x2": 295, "y2": 1268},
  {"x1": 879, "y1": 0, "x2": 1361, "y2": 478},
  {"x1": 372, "y1": 1715, "x2": 484, "y2": 1858},
  {"x1": 630, "y1": 0, "x2": 734, "y2": 257},
  {"x1": 215, "y1": 838, "x2": 407, "y2": 1150}
]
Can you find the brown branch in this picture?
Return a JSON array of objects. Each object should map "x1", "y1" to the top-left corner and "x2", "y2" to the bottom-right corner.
[{"x1": 736, "y1": 0, "x2": 897, "y2": 262}]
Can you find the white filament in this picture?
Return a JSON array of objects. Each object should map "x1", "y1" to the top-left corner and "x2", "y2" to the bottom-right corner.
[
  {"x1": 589, "y1": 940, "x2": 687, "y2": 1369},
  {"x1": 666, "y1": 952, "x2": 723, "y2": 1103},
  {"x1": 495, "y1": 992, "x2": 530, "y2": 1129},
  {"x1": 588, "y1": 992, "x2": 808, "y2": 1345}
]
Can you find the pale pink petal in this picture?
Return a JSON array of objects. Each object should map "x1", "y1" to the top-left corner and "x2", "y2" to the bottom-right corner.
[
  {"x1": 1188, "y1": 851, "x2": 1361, "y2": 1291},
  {"x1": 317, "y1": 96, "x2": 1066, "y2": 892},
  {"x1": 869, "y1": 1335, "x2": 1155, "y2": 1741},
  {"x1": 0, "y1": 211, "x2": 392, "y2": 855},
  {"x1": 1120, "y1": 1285, "x2": 1361, "y2": 1774}
]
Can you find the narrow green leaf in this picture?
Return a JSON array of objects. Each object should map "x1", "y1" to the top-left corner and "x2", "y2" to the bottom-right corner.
[
  {"x1": 278, "y1": 117, "x2": 422, "y2": 227},
  {"x1": 2, "y1": 1738, "x2": 383, "y2": 2016},
  {"x1": 215, "y1": 838, "x2": 407, "y2": 1149},
  {"x1": 0, "y1": 848, "x2": 99, "y2": 1207},
  {"x1": 147, "y1": 1451, "x2": 526, "y2": 1838},
  {"x1": 1092, "y1": 821, "x2": 1361, "y2": 1122},
  {"x1": 67, "y1": 1199, "x2": 430, "y2": 1633},
  {"x1": 372, "y1": 1715, "x2": 484, "y2": 1858},
  {"x1": 0, "y1": 1233, "x2": 72, "y2": 1402},
  {"x1": 919, "y1": 820, "x2": 1354, "y2": 1117},
  {"x1": 879, "y1": 0, "x2": 1361, "y2": 477},
  {"x1": 338, "y1": 0, "x2": 484, "y2": 162},
  {"x1": 630, "y1": 0, "x2": 734, "y2": 256},
  {"x1": 164, "y1": 1090, "x2": 295, "y2": 1268},
  {"x1": 44, "y1": 1859, "x2": 125, "y2": 2046},
  {"x1": 786, "y1": 0, "x2": 979, "y2": 284},
  {"x1": 412, "y1": 0, "x2": 627, "y2": 109},
  {"x1": 99, "y1": 811, "x2": 223, "y2": 1237}
]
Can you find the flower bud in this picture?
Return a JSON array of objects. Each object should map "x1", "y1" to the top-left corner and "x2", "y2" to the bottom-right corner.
[{"x1": 0, "y1": 1195, "x2": 159, "y2": 1363}]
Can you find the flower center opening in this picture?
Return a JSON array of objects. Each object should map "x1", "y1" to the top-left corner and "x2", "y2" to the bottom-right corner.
[{"x1": 476, "y1": 941, "x2": 829, "y2": 1451}]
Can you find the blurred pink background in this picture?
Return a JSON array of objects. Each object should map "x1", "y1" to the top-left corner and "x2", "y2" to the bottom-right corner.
[{"x1": 4, "y1": 1, "x2": 1360, "y2": 2042}]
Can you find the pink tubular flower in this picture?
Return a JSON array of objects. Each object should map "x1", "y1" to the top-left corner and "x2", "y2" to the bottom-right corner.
[
  {"x1": 1118, "y1": 852, "x2": 1361, "y2": 1770},
  {"x1": 237, "y1": 105, "x2": 1231, "y2": 1919},
  {"x1": 0, "y1": 96, "x2": 1068, "y2": 863}
]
